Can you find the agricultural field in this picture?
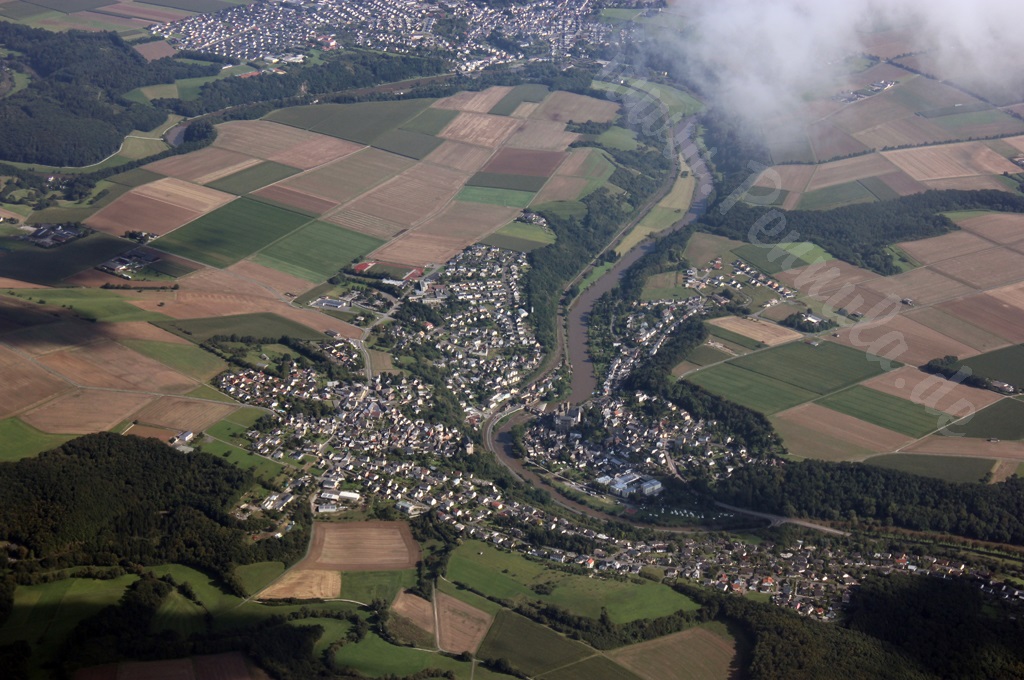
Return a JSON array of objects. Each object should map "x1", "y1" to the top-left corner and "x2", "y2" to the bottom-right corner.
[
  {"x1": 939, "y1": 292, "x2": 1024, "y2": 345},
  {"x1": 729, "y1": 341, "x2": 890, "y2": 395},
  {"x1": 685, "y1": 363, "x2": 818, "y2": 414},
  {"x1": 153, "y1": 197, "x2": 312, "y2": 267},
  {"x1": 446, "y1": 541, "x2": 698, "y2": 623},
  {"x1": 435, "y1": 591, "x2": 494, "y2": 654},
  {"x1": 259, "y1": 569, "x2": 341, "y2": 600},
  {"x1": 255, "y1": 221, "x2": 384, "y2": 282},
  {"x1": 817, "y1": 385, "x2": 943, "y2": 438},
  {"x1": 439, "y1": 112, "x2": 522, "y2": 148},
  {"x1": 706, "y1": 317, "x2": 803, "y2": 347},
  {"x1": 333, "y1": 630, "x2": 504, "y2": 679},
  {"x1": 340, "y1": 569, "x2": 417, "y2": 604},
  {"x1": 267, "y1": 99, "x2": 434, "y2": 145},
  {"x1": 118, "y1": 338, "x2": 228, "y2": 380},
  {"x1": 399, "y1": 107, "x2": 460, "y2": 135},
  {"x1": 488, "y1": 83, "x2": 550, "y2": 116},
  {"x1": 20, "y1": 388, "x2": 155, "y2": 435},
  {"x1": 0, "y1": 232, "x2": 131, "y2": 285},
  {"x1": 477, "y1": 610, "x2": 593, "y2": 677},
  {"x1": 479, "y1": 220, "x2": 555, "y2": 252},
  {"x1": 456, "y1": 186, "x2": 534, "y2": 207},
  {"x1": 831, "y1": 314, "x2": 979, "y2": 367},
  {"x1": 213, "y1": 120, "x2": 366, "y2": 169},
  {"x1": 156, "y1": 312, "x2": 327, "y2": 342},
  {"x1": 772, "y1": 402, "x2": 912, "y2": 461},
  {"x1": 956, "y1": 344, "x2": 1024, "y2": 387},
  {"x1": 860, "y1": 366, "x2": 1003, "y2": 416},
  {"x1": 298, "y1": 521, "x2": 420, "y2": 572},
  {"x1": 204, "y1": 161, "x2": 301, "y2": 195},
  {"x1": 145, "y1": 147, "x2": 263, "y2": 185},
  {"x1": 609, "y1": 622, "x2": 743, "y2": 680},
  {"x1": 865, "y1": 453, "x2": 996, "y2": 484},
  {"x1": 956, "y1": 398, "x2": 1024, "y2": 440},
  {"x1": 274, "y1": 147, "x2": 415, "y2": 206},
  {"x1": 544, "y1": 655, "x2": 644, "y2": 680}
]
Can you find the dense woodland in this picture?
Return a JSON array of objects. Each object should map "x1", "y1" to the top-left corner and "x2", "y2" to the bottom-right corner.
[
  {"x1": 0, "y1": 23, "x2": 217, "y2": 165},
  {"x1": 716, "y1": 460, "x2": 1024, "y2": 544}
]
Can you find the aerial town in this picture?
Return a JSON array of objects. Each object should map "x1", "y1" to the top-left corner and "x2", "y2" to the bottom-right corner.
[{"x1": 155, "y1": 0, "x2": 619, "y2": 69}]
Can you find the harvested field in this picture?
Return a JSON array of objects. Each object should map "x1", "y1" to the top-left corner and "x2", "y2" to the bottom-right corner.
[
  {"x1": 930, "y1": 247, "x2": 1024, "y2": 289},
  {"x1": 97, "y1": 320, "x2": 191, "y2": 345},
  {"x1": 322, "y1": 208, "x2": 408, "y2": 241},
  {"x1": 133, "y1": 177, "x2": 236, "y2": 213},
  {"x1": 250, "y1": 185, "x2": 338, "y2": 215},
  {"x1": 343, "y1": 163, "x2": 469, "y2": 227},
  {"x1": 903, "y1": 435, "x2": 1024, "y2": 461},
  {"x1": 145, "y1": 147, "x2": 261, "y2": 184},
  {"x1": 277, "y1": 148, "x2": 415, "y2": 204},
  {"x1": 123, "y1": 424, "x2": 178, "y2": 441},
  {"x1": 922, "y1": 176, "x2": 1013, "y2": 192},
  {"x1": 433, "y1": 86, "x2": 514, "y2": 113},
  {"x1": 0, "y1": 345, "x2": 71, "y2": 418},
  {"x1": 436, "y1": 592, "x2": 493, "y2": 654},
  {"x1": 227, "y1": 260, "x2": 316, "y2": 297},
  {"x1": 804, "y1": 153, "x2": 901, "y2": 192},
  {"x1": 877, "y1": 170, "x2": 929, "y2": 196},
  {"x1": 882, "y1": 142, "x2": 1019, "y2": 180},
  {"x1": 905, "y1": 306, "x2": 1009, "y2": 353},
  {"x1": 609, "y1": 626, "x2": 738, "y2": 680},
  {"x1": 505, "y1": 118, "x2": 578, "y2": 151},
  {"x1": 481, "y1": 148, "x2": 566, "y2": 176},
  {"x1": 37, "y1": 341, "x2": 195, "y2": 394},
  {"x1": 391, "y1": 591, "x2": 435, "y2": 637},
  {"x1": 860, "y1": 267, "x2": 976, "y2": 305},
  {"x1": 774, "y1": 402, "x2": 911, "y2": 459},
  {"x1": 530, "y1": 91, "x2": 619, "y2": 123},
  {"x1": 895, "y1": 231, "x2": 994, "y2": 265},
  {"x1": 132, "y1": 39, "x2": 176, "y2": 61},
  {"x1": 422, "y1": 140, "x2": 495, "y2": 173},
  {"x1": 369, "y1": 233, "x2": 472, "y2": 268},
  {"x1": 85, "y1": 191, "x2": 203, "y2": 237},
  {"x1": 415, "y1": 201, "x2": 520, "y2": 241},
  {"x1": 20, "y1": 389, "x2": 155, "y2": 434},
  {"x1": 532, "y1": 176, "x2": 589, "y2": 204},
  {"x1": 940, "y1": 293, "x2": 1024, "y2": 343},
  {"x1": 439, "y1": 112, "x2": 522, "y2": 148},
  {"x1": 258, "y1": 570, "x2": 340, "y2": 601},
  {"x1": 853, "y1": 115, "x2": 953, "y2": 149},
  {"x1": 862, "y1": 366, "x2": 1003, "y2": 415},
  {"x1": 214, "y1": 120, "x2": 364, "y2": 169},
  {"x1": 132, "y1": 396, "x2": 236, "y2": 432},
  {"x1": 753, "y1": 164, "x2": 815, "y2": 193},
  {"x1": 706, "y1": 316, "x2": 802, "y2": 346},
  {"x1": 833, "y1": 314, "x2": 977, "y2": 367},
  {"x1": 776, "y1": 259, "x2": 881, "y2": 295},
  {"x1": 957, "y1": 213, "x2": 1024, "y2": 244},
  {"x1": 299, "y1": 521, "x2": 420, "y2": 572}
]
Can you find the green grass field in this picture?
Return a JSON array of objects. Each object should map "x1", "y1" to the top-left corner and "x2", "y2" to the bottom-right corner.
[
  {"x1": 436, "y1": 578, "x2": 503, "y2": 615},
  {"x1": 446, "y1": 541, "x2": 698, "y2": 623},
  {"x1": 266, "y1": 99, "x2": 434, "y2": 144},
  {"x1": 235, "y1": 561, "x2": 286, "y2": 596},
  {"x1": 532, "y1": 200, "x2": 587, "y2": 219},
  {"x1": 119, "y1": 339, "x2": 228, "y2": 380},
  {"x1": 489, "y1": 83, "x2": 550, "y2": 115},
  {"x1": 156, "y1": 312, "x2": 326, "y2": 342},
  {"x1": 205, "y1": 161, "x2": 300, "y2": 195},
  {"x1": 685, "y1": 363, "x2": 818, "y2": 414},
  {"x1": 687, "y1": 343, "x2": 733, "y2": 366},
  {"x1": 186, "y1": 384, "x2": 237, "y2": 403},
  {"x1": 468, "y1": 171, "x2": 548, "y2": 192},
  {"x1": 733, "y1": 242, "x2": 829, "y2": 275},
  {"x1": 291, "y1": 617, "x2": 353, "y2": 656},
  {"x1": 0, "y1": 232, "x2": 131, "y2": 285},
  {"x1": 0, "y1": 575, "x2": 139, "y2": 672},
  {"x1": 818, "y1": 386, "x2": 941, "y2": 438},
  {"x1": 798, "y1": 180, "x2": 877, "y2": 211},
  {"x1": 254, "y1": 221, "x2": 384, "y2": 282},
  {"x1": 0, "y1": 418, "x2": 71, "y2": 461},
  {"x1": 371, "y1": 128, "x2": 443, "y2": 160},
  {"x1": 858, "y1": 175, "x2": 901, "y2": 201},
  {"x1": 707, "y1": 325, "x2": 764, "y2": 350},
  {"x1": 154, "y1": 198, "x2": 312, "y2": 267},
  {"x1": 597, "y1": 126, "x2": 639, "y2": 150},
  {"x1": 731, "y1": 341, "x2": 890, "y2": 395},
  {"x1": 956, "y1": 398, "x2": 1024, "y2": 439},
  {"x1": 457, "y1": 186, "x2": 534, "y2": 208},
  {"x1": 958, "y1": 345, "x2": 1024, "y2": 388},
  {"x1": 477, "y1": 610, "x2": 592, "y2": 676},
  {"x1": 150, "y1": 589, "x2": 207, "y2": 638},
  {"x1": 199, "y1": 439, "x2": 285, "y2": 482},
  {"x1": 334, "y1": 630, "x2": 503, "y2": 679},
  {"x1": 479, "y1": 220, "x2": 555, "y2": 252},
  {"x1": 865, "y1": 453, "x2": 995, "y2": 483},
  {"x1": 399, "y1": 107, "x2": 459, "y2": 135},
  {"x1": 622, "y1": 78, "x2": 703, "y2": 121},
  {"x1": 341, "y1": 569, "x2": 417, "y2": 603},
  {"x1": 3, "y1": 288, "x2": 166, "y2": 323}
]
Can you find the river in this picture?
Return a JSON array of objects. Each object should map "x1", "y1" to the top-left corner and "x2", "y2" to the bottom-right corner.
[{"x1": 566, "y1": 123, "x2": 712, "y2": 404}]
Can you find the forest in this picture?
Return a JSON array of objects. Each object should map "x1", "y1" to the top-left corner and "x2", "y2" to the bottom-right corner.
[
  {"x1": 0, "y1": 23, "x2": 217, "y2": 165},
  {"x1": 715, "y1": 460, "x2": 1024, "y2": 545}
]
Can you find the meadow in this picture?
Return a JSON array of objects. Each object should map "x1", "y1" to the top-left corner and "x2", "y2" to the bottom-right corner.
[
  {"x1": 0, "y1": 417, "x2": 71, "y2": 461},
  {"x1": 477, "y1": 610, "x2": 593, "y2": 677},
  {"x1": 234, "y1": 562, "x2": 286, "y2": 596},
  {"x1": 119, "y1": 339, "x2": 228, "y2": 381},
  {"x1": 479, "y1": 221, "x2": 555, "y2": 252},
  {"x1": 731, "y1": 341, "x2": 890, "y2": 395},
  {"x1": 154, "y1": 198, "x2": 312, "y2": 267},
  {"x1": 446, "y1": 541, "x2": 698, "y2": 623},
  {"x1": 340, "y1": 569, "x2": 417, "y2": 603},
  {"x1": 685, "y1": 363, "x2": 818, "y2": 414}
]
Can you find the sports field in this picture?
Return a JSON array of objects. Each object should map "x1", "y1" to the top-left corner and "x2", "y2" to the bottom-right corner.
[
  {"x1": 154, "y1": 198, "x2": 312, "y2": 267},
  {"x1": 818, "y1": 386, "x2": 943, "y2": 438},
  {"x1": 255, "y1": 221, "x2": 384, "y2": 281},
  {"x1": 686, "y1": 363, "x2": 817, "y2": 414}
]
